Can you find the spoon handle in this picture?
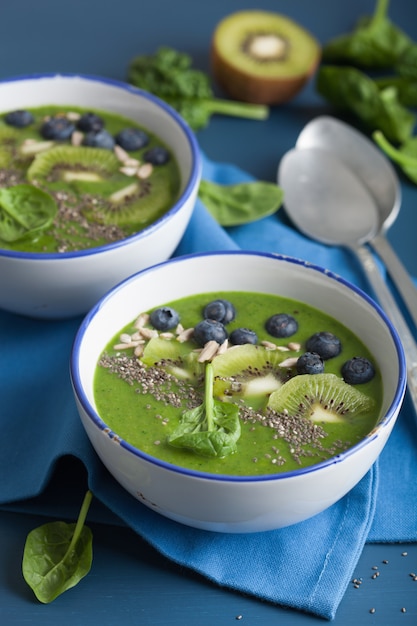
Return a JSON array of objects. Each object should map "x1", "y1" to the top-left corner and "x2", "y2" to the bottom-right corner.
[
  {"x1": 352, "y1": 243, "x2": 417, "y2": 417},
  {"x1": 370, "y1": 233, "x2": 417, "y2": 329}
]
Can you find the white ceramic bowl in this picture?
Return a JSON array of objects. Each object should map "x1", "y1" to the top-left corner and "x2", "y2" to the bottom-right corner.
[
  {"x1": 0, "y1": 73, "x2": 201, "y2": 319},
  {"x1": 70, "y1": 251, "x2": 406, "y2": 533}
]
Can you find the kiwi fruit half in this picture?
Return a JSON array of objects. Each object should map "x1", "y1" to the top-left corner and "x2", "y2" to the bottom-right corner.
[
  {"x1": 267, "y1": 373, "x2": 375, "y2": 423},
  {"x1": 211, "y1": 10, "x2": 321, "y2": 104}
]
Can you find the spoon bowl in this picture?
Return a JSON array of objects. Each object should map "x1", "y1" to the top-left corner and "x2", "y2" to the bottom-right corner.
[
  {"x1": 278, "y1": 147, "x2": 379, "y2": 247},
  {"x1": 294, "y1": 115, "x2": 417, "y2": 329},
  {"x1": 296, "y1": 115, "x2": 401, "y2": 230}
]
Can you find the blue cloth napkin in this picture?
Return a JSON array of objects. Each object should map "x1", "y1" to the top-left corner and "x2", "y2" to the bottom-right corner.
[{"x1": 1, "y1": 152, "x2": 416, "y2": 620}]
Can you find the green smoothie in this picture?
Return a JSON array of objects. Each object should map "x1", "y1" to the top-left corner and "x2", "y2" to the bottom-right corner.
[
  {"x1": 94, "y1": 291, "x2": 382, "y2": 477},
  {"x1": 0, "y1": 105, "x2": 181, "y2": 253}
]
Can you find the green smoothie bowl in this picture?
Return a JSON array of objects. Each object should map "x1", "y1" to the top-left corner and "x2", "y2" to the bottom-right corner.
[
  {"x1": 70, "y1": 251, "x2": 406, "y2": 533},
  {"x1": 0, "y1": 73, "x2": 201, "y2": 319}
]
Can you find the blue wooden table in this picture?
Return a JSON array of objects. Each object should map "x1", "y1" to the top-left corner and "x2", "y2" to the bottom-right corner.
[{"x1": 1, "y1": 1, "x2": 416, "y2": 623}]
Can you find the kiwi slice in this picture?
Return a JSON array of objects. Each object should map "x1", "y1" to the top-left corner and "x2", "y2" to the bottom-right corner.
[
  {"x1": 0, "y1": 126, "x2": 18, "y2": 168},
  {"x1": 0, "y1": 125, "x2": 37, "y2": 168},
  {"x1": 0, "y1": 124, "x2": 56, "y2": 169},
  {"x1": 267, "y1": 373, "x2": 375, "y2": 423},
  {"x1": 26, "y1": 145, "x2": 119, "y2": 183},
  {"x1": 141, "y1": 336, "x2": 204, "y2": 381},
  {"x1": 26, "y1": 144, "x2": 175, "y2": 230},
  {"x1": 211, "y1": 10, "x2": 321, "y2": 104},
  {"x1": 212, "y1": 344, "x2": 292, "y2": 400}
]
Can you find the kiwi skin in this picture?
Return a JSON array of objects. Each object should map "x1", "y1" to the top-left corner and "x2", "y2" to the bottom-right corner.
[{"x1": 211, "y1": 10, "x2": 321, "y2": 105}]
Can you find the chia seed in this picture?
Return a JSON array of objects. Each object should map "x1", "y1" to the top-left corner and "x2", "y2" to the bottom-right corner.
[{"x1": 98, "y1": 352, "x2": 201, "y2": 411}]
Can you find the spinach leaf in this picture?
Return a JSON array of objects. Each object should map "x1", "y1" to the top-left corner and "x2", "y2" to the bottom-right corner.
[
  {"x1": 322, "y1": 0, "x2": 411, "y2": 69},
  {"x1": 316, "y1": 65, "x2": 415, "y2": 142},
  {"x1": 198, "y1": 179, "x2": 283, "y2": 226},
  {"x1": 396, "y1": 43, "x2": 417, "y2": 81},
  {"x1": 167, "y1": 362, "x2": 241, "y2": 457},
  {"x1": 128, "y1": 47, "x2": 268, "y2": 131},
  {"x1": 373, "y1": 130, "x2": 417, "y2": 183},
  {"x1": 375, "y1": 75, "x2": 417, "y2": 107},
  {"x1": 22, "y1": 490, "x2": 93, "y2": 604},
  {"x1": 0, "y1": 184, "x2": 57, "y2": 243}
]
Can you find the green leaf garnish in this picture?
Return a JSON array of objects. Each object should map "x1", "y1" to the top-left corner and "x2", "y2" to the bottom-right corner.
[
  {"x1": 0, "y1": 184, "x2": 57, "y2": 243},
  {"x1": 375, "y1": 75, "x2": 417, "y2": 108},
  {"x1": 167, "y1": 362, "x2": 241, "y2": 457},
  {"x1": 22, "y1": 490, "x2": 93, "y2": 604},
  {"x1": 373, "y1": 130, "x2": 417, "y2": 183},
  {"x1": 316, "y1": 66, "x2": 415, "y2": 143},
  {"x1": 321, "y1": 0, "x2": 411, "y2": 69},
  {"x1": 128, "y1": 46, "x2": 268, "y2": 131},
  {"x1": 317, "y1": 0, "x2": 417, "y2": 143},
  {"x1": 198, "y1": 179, "x2": 283, "y2": 226}
]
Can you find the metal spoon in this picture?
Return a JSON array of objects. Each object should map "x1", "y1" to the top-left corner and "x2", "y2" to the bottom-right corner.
[
  {"x1": 278, "y1": 146, "x2": 417, "y2": 414},
  {"x1": 296, "y1": 115, "x2": 417, "y2": 328}
]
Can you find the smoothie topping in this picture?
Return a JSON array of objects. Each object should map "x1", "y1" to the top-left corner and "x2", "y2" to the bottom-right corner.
[
  {"x1": 0, "y1": 105, "x2": 179, "y2": 252},
  {"x1": 96, "y1": 293, "x2": 379, "y2": 472}
]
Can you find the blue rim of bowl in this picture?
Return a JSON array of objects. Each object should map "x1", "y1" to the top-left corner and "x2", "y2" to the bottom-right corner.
[
  {"x1": 0, "y1": 72, "x2": 202, "y2": 260},
  {"x1": 70, "y1": 250, "x2": 407, "y2": 483}
]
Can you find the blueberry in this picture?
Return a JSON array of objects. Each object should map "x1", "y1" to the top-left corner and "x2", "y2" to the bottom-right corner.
[
  {"x1": 77, "y1": 112, "x2": 104, "y2": 133},
  {"x1": 341, "y1": 356, "x2": 375, "y2": 385},
  {"x1": 82, "y1": 129, "x2": 115, "y2": 150},
  {"x1": 40, "y1": 116, "x2": 75, "y2": 140},
  {"x1": 306, "y1": 331, "x2": 341, "y2": 360},
  {"x1": 193, "y1": 319, "x2": 228, "y2": 346},
  {"x1": 296, "y1": 352, "x2": 324, "y2": 375},
  {"x1": 115, "y1": 128, "x2": 149, "y2": 151},
  {"x1": 229, "y1": 328, "x2": 258, "y2": 345},
  {"x1": 203, "y1": 299, "x2": 236, "y2": 324},
  {"x1": 149, "y1": 306, "x2": 180, "y2": 331},
  {"x1": 4, "y1": 109, "x2": 34, "y2": 128},
  {"x1": 265, "y1": 313, "x2": 298, "y2": 338},
  {"x1": 144, "y1": 146, "x2": 170, "y2": 165}
]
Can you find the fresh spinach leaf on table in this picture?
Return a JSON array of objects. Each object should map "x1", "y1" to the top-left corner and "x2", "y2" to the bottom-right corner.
[
  {"x1": 0, "y1": 184, "x2": 57, "y2": 243},
  {"x1": 373, "y1": 130, "x2": 417, "y2": 183},
  {"x1": 322, "y1": 0, "x2": 411, "y2": 69},
  {"x1": 375, "y1": 76, "x2": 417, "y2": 108},
  {"x1": 316, "y1": 66, "x2": 415, "y2": 143},
  {"x1": 316, "y1": 0, "x2": 417, "y2": 145},
  {"x1": 168, "y1": 362, "x2": 241, "y2": 458},
  {"x1": 395, "y1": 43, "x2": 417, "y2": 81},
  {"x1": 198, "y1": 179, "x2": 283, "y2": 226},
  {"x1": 22, "y1": 490, "x2": 93, "y2": 604},
  {"x1": 128, "y1": 46, "x2": 268, "y2": 131}
]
